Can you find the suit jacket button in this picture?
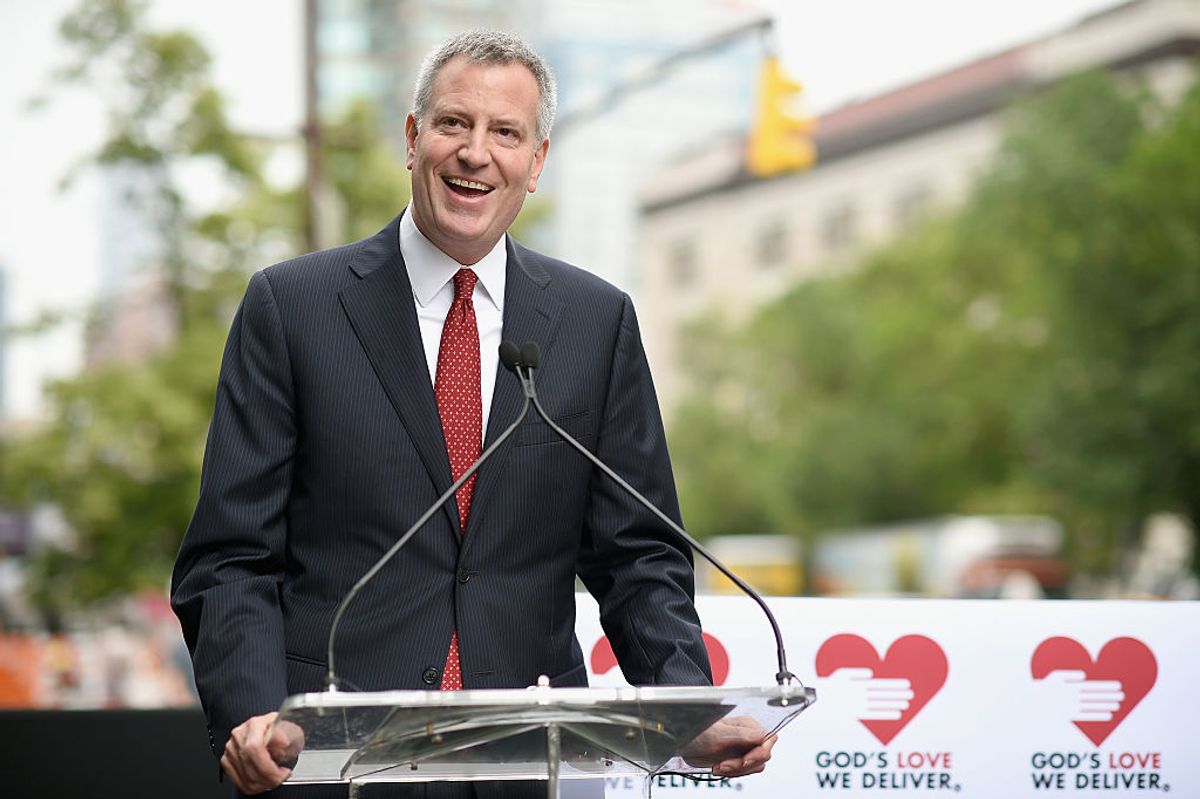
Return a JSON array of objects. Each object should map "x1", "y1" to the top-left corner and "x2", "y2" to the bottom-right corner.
[
  {"x1": 421, "y1": 666, "x2": 440, "y2": 685},
  {"x1": 458, "y1": 569, "x2": 473, "y2": 584}
]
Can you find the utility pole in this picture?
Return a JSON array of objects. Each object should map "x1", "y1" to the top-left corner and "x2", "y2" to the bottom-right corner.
[{"x1": 303, "y1": 0, "x2": 323, "y2": 252}]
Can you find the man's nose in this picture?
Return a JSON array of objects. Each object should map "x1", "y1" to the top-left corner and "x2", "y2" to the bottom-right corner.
[{"x1": 458, "y1": 129, "x2": 491, "y2": 168}]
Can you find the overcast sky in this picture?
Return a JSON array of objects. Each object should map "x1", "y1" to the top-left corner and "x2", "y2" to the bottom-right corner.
[{"x1": 0, "y1": 0, "x2": 1122, "y2": 419}]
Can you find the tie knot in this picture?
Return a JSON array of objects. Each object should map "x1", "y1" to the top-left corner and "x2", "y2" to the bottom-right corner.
[{"x1": 453, "y1": 268, "x2": 478, "y2": 301}]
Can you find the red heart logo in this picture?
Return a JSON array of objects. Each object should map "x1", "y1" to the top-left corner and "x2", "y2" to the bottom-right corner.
[
  {"x1": 815, "y1": 634, "x2": 949, "y2": 745},
  {"x1": 589, "y1": 633, "x2": 730, "y2": 686},
  {"x1": 1030, "y1": 636, "x2": 1157, "y2": 746}
]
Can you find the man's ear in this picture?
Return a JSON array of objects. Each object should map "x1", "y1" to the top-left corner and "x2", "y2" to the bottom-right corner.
[
  {"x1": 527, "y1": 137, "x2": 550, "y2": 193},
  {"x1": 405, "y1": 114, "x2": 419, "y2": 170}
]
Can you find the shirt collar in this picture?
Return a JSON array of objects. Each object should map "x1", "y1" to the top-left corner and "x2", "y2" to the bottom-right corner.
[{"x1": 400, "y1": 205, "x2": 506, "y2": 313}]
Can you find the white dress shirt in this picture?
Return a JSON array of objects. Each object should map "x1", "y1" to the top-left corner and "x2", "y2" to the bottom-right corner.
[{"x1": 399, "y1": 206, "x2": 506, "y2": 443}]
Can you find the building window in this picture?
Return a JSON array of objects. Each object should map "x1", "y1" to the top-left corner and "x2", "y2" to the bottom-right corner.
[
  {"x1": 822, "y1": 205, "x2": 857, "y2": 254},
  {"x1": 756, "y1": 221, "x2": 787, "y2": 269},
  {"x1": 669, "y1": 240, "x2": 698, "y2": 287},
  {"x1": 894, "y1": 185, "x2": 932, "y2": 232}
]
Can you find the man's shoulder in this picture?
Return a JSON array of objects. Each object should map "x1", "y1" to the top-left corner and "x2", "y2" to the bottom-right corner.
[
  {"x1": 509, "y1": 239, "x2": 627, "y2": 305},
  {"x1": 257, "y1": 238, "x2": 366, "y2": 292},
  {"x1": 256, "y1": 214, "x2": 401, "y2": 293}
]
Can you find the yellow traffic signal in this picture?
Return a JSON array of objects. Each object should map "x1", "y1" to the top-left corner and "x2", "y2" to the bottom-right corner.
[{"x1": 747, "y1": 56, "x2": 816, "y2": 177}]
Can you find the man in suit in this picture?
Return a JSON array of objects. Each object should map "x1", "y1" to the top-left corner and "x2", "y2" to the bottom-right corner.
[{"x1": 171, "y1": 30, "x2": 772, "y2": 797}]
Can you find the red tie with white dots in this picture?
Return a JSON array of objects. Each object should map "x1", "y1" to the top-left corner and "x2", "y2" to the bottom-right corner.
[{"x1": 435, "y1": 268, "x2": 481, "y2": 691}]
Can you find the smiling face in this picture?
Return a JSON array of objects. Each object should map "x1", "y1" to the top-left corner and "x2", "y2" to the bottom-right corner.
[{"x1": 406, "y1": 56, "x2": 549, "y2": 265}]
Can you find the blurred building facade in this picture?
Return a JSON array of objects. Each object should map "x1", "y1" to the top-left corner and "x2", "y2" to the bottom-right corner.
[
  {"x1": 316, "y1": 0, "x2": 542, "y2": 148},
  {"x1": 312, "y1": 0, "x2": 767, "y2": 292},
  {"x1": 82, "y1": 275, "x2": 176, "y2": 369},
  {"x1": 81, "y1": 163, "x2": 177, "y2": 368},
  {"x1": 97, "y1": 165, "x2": 162, "y2": 301},
  {"x1": 637, "y1": 0, "x2": 1200, "y2": 413},
  {"x1": 532, "y1": 0, "x2": 763, "y2": 290}
]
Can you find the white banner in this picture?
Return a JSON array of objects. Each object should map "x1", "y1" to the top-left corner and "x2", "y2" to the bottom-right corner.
[{"x1": 574, "y1": 595, "x2": 1200, "y2": 798}]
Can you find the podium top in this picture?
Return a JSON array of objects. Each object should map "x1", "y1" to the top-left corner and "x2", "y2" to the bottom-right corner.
[{"x1": 275, "y1": 683, "x2": 815, "y2": 785}]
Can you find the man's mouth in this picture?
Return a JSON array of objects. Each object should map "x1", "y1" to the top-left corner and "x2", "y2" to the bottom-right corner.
[{"x1": 444, "y1": 177, "x2": 493, "y2": 197}]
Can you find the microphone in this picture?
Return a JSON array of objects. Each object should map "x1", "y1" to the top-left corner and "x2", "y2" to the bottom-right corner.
[
  {"x1": 511, "y1": 340, "x2": 797, "y2": 686},
  {"x1": 499, "y1": 340, "x2": 522, "y2": 373},
  {"x1": 520, "y1": 341, "x2": 540, "y2": 370},
  {"x1": 324, "y1": 341, "x2": 533, "y2": 690}
]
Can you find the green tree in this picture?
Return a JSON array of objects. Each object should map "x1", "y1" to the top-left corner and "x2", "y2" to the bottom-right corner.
[
  {"x1": 671, "y1": 71, "x2": 1200, "y2": 584},
  {"x1": 1011, "y1": 77, "x2": 1200, "y2": 572},
  {"x1": 1, "y1": 0, "x2": 414, "y2": 609},
  {"x1": 4, "y1": 295, "x2": 229, "y2": 608},
  {"x1": 51, "y1": 0, "x2": 265, "y2": 326}
]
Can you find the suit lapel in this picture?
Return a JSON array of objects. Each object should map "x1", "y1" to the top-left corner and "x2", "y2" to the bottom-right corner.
[
  {"x1": 465, "y1": 239, "x2": 564, "y2": 555},
  {"x1": 337, "y1": 216, "x2": 460, "y2": 536}
]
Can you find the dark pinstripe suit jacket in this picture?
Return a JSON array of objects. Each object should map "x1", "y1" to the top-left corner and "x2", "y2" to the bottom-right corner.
[{"x1": 170, "y1": 213, "x2": 712, "y2": 770}]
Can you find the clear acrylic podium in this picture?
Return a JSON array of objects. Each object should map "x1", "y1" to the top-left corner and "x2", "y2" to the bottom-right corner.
[{"x1": 274, "y1": 680, "x2": 815, "y2": 796}]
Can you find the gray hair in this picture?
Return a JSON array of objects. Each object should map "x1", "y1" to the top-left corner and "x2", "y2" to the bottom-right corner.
[{"x1": 412, "y1": 30, "x2": 558, "y2": 144}]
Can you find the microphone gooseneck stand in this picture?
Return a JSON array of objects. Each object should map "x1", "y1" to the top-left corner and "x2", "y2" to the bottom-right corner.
[
  {"x1": 311, "y1": 340, "x2": 803, "y2": 799},
  {"x1": 324, "y1": 338, "x2": 798, "y2": 689},
  {"x1": 510, "y1": 342, "x2": 797, "y2": 686}
]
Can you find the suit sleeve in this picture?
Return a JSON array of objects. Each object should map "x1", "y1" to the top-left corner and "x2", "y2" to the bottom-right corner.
[
  {"x1": 171, "y1": 270, "x2": 296, "y2": 758},
  {"x1": 575, "y1": 293, "x2": 713, "y2": 687}
]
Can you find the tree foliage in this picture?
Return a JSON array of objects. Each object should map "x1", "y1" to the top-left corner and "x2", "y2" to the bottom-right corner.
[
  {"x1": 1, "y1": 0, "x2": 413, "y2": 608},
  {"x1": 671, "y1": 71, "x2": 1200, "y2": 581},
  {"x1": 52, "y1": 0, "x2": 265, "y2": 323}
]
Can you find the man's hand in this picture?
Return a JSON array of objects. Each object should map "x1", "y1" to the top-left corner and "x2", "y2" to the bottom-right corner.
[
  {"x1": 681, "y1": 716, "x2": 776, "y2": 778},
  {"x1": 221, "y1": 711, "x2": 305, "y2": 795}
]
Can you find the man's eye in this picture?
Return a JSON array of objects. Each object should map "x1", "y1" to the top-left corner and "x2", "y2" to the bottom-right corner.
[
  {"x1": 496, "y1": 128, "x2": 517, "y2": 139},
  {"x1": 442, "y1": 118, "x2": 463, "y2": 128}
]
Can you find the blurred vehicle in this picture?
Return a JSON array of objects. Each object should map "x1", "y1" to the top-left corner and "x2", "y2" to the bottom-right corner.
[
  {"x1": 697, "y1": 533, "x2": 804, "y2": 596},
  {"x1": 812, "y1": 515, "x2": 1069, "y2": 599}
]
